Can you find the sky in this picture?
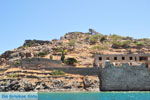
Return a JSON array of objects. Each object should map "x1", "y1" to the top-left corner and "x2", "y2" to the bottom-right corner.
[{"x1": 0, "y1": 0, "x2": 150, "y2": 54}]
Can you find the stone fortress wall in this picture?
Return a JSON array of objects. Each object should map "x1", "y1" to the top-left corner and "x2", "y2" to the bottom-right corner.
[
  {"x1": 19, "y1": 58, "x2": 62, "y2": 68},
  {"x1": 99, "y1": 61, "x2": 150, "y2": 91}
]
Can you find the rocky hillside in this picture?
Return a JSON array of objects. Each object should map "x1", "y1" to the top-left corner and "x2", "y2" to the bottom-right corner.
[
  {"x1": 0, "y1": 29, "x2": 149, "y2": 92},
  {"x1": 0, "y1": 68, "x2": 99, "y2": 92},
  {"x1": 0, "y1": 29, "x2": 150, "y2": 68}
]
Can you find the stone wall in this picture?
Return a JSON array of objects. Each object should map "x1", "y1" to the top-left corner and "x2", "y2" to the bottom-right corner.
[
  {"x1": 20, "y1": 58, "x2": 62, "y2": 68},
  {"x1": 99, "y1": 62, "x2": 150, "y2": 91},
  {"x1": 23, "y1": 40, "x2": 50, "y2": 46},
  {"x1": 44, "y1": 67, "x2": 100, "y2": 76}
]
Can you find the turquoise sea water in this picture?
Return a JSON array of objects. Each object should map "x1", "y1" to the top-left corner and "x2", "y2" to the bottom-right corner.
[{"x1": 38, "y1": 92, "x2": 150, "y2": 100}]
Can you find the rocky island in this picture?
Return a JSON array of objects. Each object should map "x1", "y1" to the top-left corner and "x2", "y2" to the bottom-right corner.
[{"x1": 0, "y1": 29, "x2": 150, "y2": 92}]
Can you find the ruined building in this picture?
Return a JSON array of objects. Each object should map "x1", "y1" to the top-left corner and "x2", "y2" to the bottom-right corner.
[
  {"x1": 94, "y1": 53, "x2": 150, "y2": 68},
  {"x1": 94, "y1": 53, "x2": 150, "y2": 91}
]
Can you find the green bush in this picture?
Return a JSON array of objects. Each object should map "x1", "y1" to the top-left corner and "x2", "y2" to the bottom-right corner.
[
  {"x1": 49, "y1": 55, "x2": 53, "y2": 60},
  {"x1": 100, "y1": 36, "x2": 107, "y2": 43},
  {"x1": 37, "y1": 51, "x2": 48, "y2": 57},
  {"x1": 59, "y1": 49, "x2": 67, "y2": 62},
  {"x1": 89, "y1": 34, "x2": 102, "y2": 44},
  {"x1": 14, "y1": 60, "x2": 21, "y2": 66},
  {"x1": 55, "y1": 47, "x2": 67, "y2": 53},
  {"x1": 64, "y1": 58, "x2": 77, "y2": 65},
  {"x1": 135, "y1": 41, "x2": 145, "y2": 46},
  {"x1": 112, "y1": 40, "x2": 131, "y2": 49},
  {"x1": 110, "y1": 34, "x2": 124, "y2": 40},
  {"x1": 68, "y1": 40, "x2": 76, "y2": 47},
  {"x1": 7, "y1": 73, "x2": 19, "y2": 78},
  {"x1": 51, "y1": 70, "x2": 65, "y2": 75},
  {"x1": 61, "y1": 54, "x2": 65, "y2": 63}
]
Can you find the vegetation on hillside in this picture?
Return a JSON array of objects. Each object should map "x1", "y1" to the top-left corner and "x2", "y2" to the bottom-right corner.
[
  {"x1": 0, "y1": 30, "x2": 150, "y2": 68},
  {"x1": 64, "y1": 58, "x2": 77, "y2": 65},
  {"x1": 51, "y1": 70, "x2": 65, "y2": 75}
]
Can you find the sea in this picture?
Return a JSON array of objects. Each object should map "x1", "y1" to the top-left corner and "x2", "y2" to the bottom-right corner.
[
  {"x1": 38, "y1": 92, "x2": 150, "y2": 100},
  {"x1": 0, "y1": 92, "x2": 150, "y2": 100}
]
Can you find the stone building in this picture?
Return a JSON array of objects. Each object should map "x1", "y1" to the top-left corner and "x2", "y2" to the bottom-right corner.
[{"x1": 94, "y1": 53, "x2": 150, "y2": 68}]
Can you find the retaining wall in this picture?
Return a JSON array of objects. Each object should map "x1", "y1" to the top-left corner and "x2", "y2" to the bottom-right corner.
[
  {"x1": 99, "y1": 62, "x2": 150, "y2": 91},
  {"x1": 20, "y1": 58, "x2": 62, "y2": 68}
]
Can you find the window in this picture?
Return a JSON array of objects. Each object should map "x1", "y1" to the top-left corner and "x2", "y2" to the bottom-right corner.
[
  {"x1": 114, "y1": 57, "x2": 117, "y2": 60},
  {"x1": 139, "y1": 57, "x2": 148, "y2": 61},
  {"x1": 99, "y1": 57, "x2": 102, "y2": 60},
  {"x1": 146, "y1": 64, "x2": 148, "y2": 68},
  {"x1": 122, "y1": 57, "x2": 125, "y2": 60},
  {"x1": 106, "y1": 57, "x2": 110, "y2": 60},
  {"x1": 135, "y1": 57, "x2": 137, "y2": 61},
  {"x1": 130, "y1": 57, "x2": 133, "y2": 60}
]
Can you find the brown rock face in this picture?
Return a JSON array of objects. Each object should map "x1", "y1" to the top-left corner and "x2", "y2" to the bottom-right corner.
[{"x1": 0, "y1": 76, "x2": 99, "y2": 92}]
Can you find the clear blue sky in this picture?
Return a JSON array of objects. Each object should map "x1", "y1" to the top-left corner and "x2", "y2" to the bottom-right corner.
[{"x1": 0, "y1": 0, "x2": 150, "y2": 54}]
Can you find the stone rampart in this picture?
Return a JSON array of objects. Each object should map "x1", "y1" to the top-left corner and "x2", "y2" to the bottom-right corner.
[
  {"x1": 99, "y1": 62, "x2": 150, "y2": 91},
  {"x1": 20, "y1": 58, "x2": 62, "y2": 68}
]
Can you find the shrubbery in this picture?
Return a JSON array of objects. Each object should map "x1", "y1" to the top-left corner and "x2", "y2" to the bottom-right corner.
[
  {"x1": 135, "y1": 41, "x2": 145, "y2": 47},
  {"x1": 14, "y1": 60, "x2": 21, "y2": 66},
  {"x1": 37, "y1": 51, "x2": 48, "y2": 57},
  {"x1": 7, "y1": 73, "x2": 19, "y2": 78},
  {"x1": 68, "y1": 40, "x2": 76, "y2": 47},
  {"x1": 49, "y1": 55, "x2": 53, "y2": 60},
  {"x1": 89, "y1": 34, "x2": 102, "y2": 44},
  {"x1": 51, "y1": 70, "x2": 65, "y2": 75},
  {"x1": 110, "y1": 34, "x2": 124, "y2": 40},
  {"x1": 52, "y1": 47, "x2": 68, "y2": 62},
  {"x1": 112, "y1": 40, "x2": 131, "y2": 49},
  {"x1": 100, "y1": 36, "x2": 107, "y2": 43},
  {"x1": 60, "y1": 49, "x2": 67, "y2": 63},
  {"x1": 64, "y1": 58, "x2": 77, "y2": 65}
]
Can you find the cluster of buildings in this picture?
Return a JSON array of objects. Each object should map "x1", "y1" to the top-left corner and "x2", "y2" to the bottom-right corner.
[{"x1": 94, "y1": 53, "x2": 150, "y2": 68}]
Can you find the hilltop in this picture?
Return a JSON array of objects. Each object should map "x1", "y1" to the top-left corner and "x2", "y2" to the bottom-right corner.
[{"x1": 0, "y1": 29, "x2": 150, "y2": 68}]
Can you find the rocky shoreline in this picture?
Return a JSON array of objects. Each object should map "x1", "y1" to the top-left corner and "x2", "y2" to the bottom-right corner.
[{"x1": 0, "y1": 76, "x2": 99, "y2": 92}]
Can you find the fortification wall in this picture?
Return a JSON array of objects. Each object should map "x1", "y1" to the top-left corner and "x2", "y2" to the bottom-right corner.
[
  {"x1": 44, "y1": 67, "x2": 100, "y2": 76},
  {"x1": 99, "y1": 62, "x2": 150, "y2": 91},
  {"x1": 20, "y1": 58, "x2": 62, "y2": 68},
  {"x1": 23, "y1": 40, "x2": 50, "y2": 46}
]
